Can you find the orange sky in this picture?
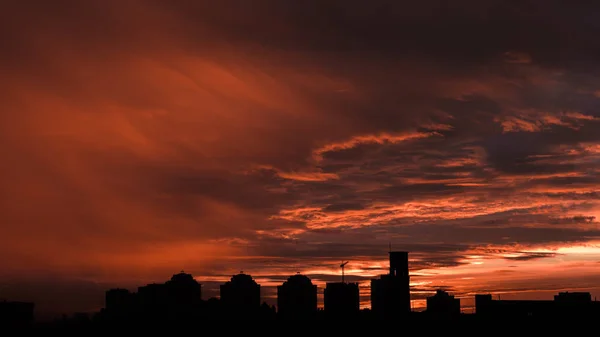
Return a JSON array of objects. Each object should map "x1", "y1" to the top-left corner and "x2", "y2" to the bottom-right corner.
[{"x1": 1, "y1": 0, "x2": 600, "y2": 319}]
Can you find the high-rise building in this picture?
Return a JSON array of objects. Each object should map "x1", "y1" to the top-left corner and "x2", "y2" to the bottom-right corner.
[
  {"x1": 277, "y1": 274, "x2": 317, "y2": 319},
  {"x1": 165, "y1": 271, "x2": 202, "y2": 319},
  {"x1": 220, "y1": 273, "x2": 261, "y2": 318},
  {"x1": 131, "y1": 271, "x2": 202, "y2": 321},
  {"x1": 324, "y1": 282, "x2": 360, "y2": 317},
  {"x1": 370, "y1": 251, "x2": 411, "y2": 318}
]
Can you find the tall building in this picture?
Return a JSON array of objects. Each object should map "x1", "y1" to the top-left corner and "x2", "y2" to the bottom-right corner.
[
  {"x1": 165, "y1": 271, "x2": 202, "y2": 319},
  {"x1": 277, "y1": 274, "x2": 317, "y2": 319},
  {"x1": 220, "y1": 273, "x2": 261, "y2": 318},
  {"x1": 324, "y1": 282, "x2": 360, "y2": 317},
  {"x1": 133, "y1": 271, "x2": 202, "y2": 321},
  {"x1": 426, "y1": 290, "x2": 460, "y2": 318},
  {"x1": 370, "y1": 251, "x2": 411, "y2": 318}
]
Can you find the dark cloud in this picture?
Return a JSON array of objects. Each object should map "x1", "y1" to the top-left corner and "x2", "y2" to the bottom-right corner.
[
  {"x1": 160, "y1": 0, "x2": 600, "y2": 69},
  {"x1": 503, "y1": 252, "x2": 557, "y2": 261}
]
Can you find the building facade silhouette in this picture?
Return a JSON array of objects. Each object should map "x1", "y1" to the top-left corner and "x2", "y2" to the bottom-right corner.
[
  {"x1": 371, "y1": 251, "x2": 411, "y2": 318},
  {"x1": 105, "y1": 288, "x2": 135, "y2": 319},
  {"x1": 220, "y1": 273, "x2": 261, "y2": 318},
  {"x1": 475, "y1": 291, "x2": 600, "y2": 319},
  {"x1": 426, "y1": 290, "x2": 460, "y2": 318},
  {"x1": 137, "y1": 283, "x2": 169, "y2": 320},
  {"x1": 104, "y1": 271, "x2": 202, "y2": 323},
  {"x1": 324, "y1": 282, "x2": 360, "y2": 318},
  {"x1": 277, "y1": 274, "x2": 317, "y2": 319},
  {"x1": 165, "y1": 271, "x2": 202, "y2": 320}
]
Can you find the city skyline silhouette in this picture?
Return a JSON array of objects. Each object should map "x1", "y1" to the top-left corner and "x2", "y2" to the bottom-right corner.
[
  {"x1": 2, "y1": 0, "x2": 600, "y2": 327},
  {"x1": 5, "y1": 250, "x2": 600, "y2": 326}
]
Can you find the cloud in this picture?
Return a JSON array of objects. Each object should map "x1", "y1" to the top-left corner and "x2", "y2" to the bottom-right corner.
[
  {"x1": 495, "y1": 110, "x2": 599, "y2": 133},
  {"x1": 2, "y1": 0, "x2": 600, "y2": 315},
  {"x1": 502, "y1": 252, "x2": 558, "y2": 261},
  {"x1": 254, "y1": 165, "x2": 340, "y2": 182},
  {"x1": 312, "y1": 131, "x2": 441, "y2": 162}
]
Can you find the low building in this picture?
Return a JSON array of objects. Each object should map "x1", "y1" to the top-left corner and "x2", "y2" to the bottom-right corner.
[{"x1": 426, "y1": 290, "x2": 460, "y2": 318}]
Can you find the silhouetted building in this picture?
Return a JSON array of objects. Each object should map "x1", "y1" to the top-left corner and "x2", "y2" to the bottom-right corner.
[
  {"x1": 258, "y1": 302, "x2": 277, "y2": 320},
  {"x1": 165, "y1": 271, "x2": 202, "y2": 320},
  {"x1": 476, "y1": 294, "x2": 554, "y2": 319},
  {"x1": 553, "y1": 292, "x2": 600, "y2": 318},
  {"x1": 104, "y1": 271, "x2": 203, "y2": 323},
  {"x1": 203, "y1": 297, "x2": 224, "y2": 320},
  {"x1": 371, "y1": 251, "x2": 411, "y2": 319},
  {"x1": 105, "y1": 288, "x2": 135, "y2": 319},
  {"x1": 277, "y1": 274, "x2": 317, "y2": 319},
  {"x1": 137, "y1": 283, "x2": 169, "y2": 320},
  {"x1": 554, "y1": 291, "x2": 592, "y2": 303},
  {"x1": 0, "y1": 300, "x2": 34, "y2": 327},
  {"x1": 324, "y1": 282, "x2": 360, "y2": 318},
  {"x1": 475, "y1": 292, "x2": 600, "y2": 319},
  {"x1": 426, "y1": 290, "x2": 460, "y2": 319},
  {"x1": 220, "y1": 273, "x2": 261, "y2": 318},
  {"x1": 71, "y1": 312, "x2": 91, "y2": 324}
]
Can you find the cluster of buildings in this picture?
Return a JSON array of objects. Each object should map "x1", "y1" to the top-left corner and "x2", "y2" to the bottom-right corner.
[
  {"x1": 101, "y1": 251, "x2": 411, "y2": 321},
  {"x1": 103, "y1": 271, "x2": 352, "y2": 321},
  {"x1": 3, "y1": 250, "x2": 600, "y2": 324},
  {"x1": 100, "y1": 250, "x2": 600, "y2": 321}
]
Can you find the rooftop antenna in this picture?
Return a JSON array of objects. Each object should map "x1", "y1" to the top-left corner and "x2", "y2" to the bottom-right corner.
[{"x1": 340, "y1": 261, "x2": 349, "y2": 283}]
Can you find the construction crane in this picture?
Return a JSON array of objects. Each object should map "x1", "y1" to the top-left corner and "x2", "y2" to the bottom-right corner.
[{"x1": 340, "y1": 261, "x2": 349, "y2": 283}]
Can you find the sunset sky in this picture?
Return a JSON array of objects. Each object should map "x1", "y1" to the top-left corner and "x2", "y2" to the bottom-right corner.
[{"x1": 2, "y1": 0, "x2": 600, "y2": 319}]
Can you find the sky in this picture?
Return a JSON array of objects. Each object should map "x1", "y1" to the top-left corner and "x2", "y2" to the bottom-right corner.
[{"x1": 1, "y1": 0, "x2": 600, "y2": 320}]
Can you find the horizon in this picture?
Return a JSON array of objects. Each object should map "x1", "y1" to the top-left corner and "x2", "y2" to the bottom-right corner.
[
  {"x1": 2, "y1": 0, "x2": 600, "y2": 322},
  {"x1": 8, "y1": 253, "x2": 600, "y2": 321}
]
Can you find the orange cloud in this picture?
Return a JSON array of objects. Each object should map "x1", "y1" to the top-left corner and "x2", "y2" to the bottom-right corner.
[
  {"x1": 312, "y1": 131, "x2": 441, "y2": 162},
  {"x1": 495, "y1": 110, "x2": 597, "y2": 133},
  {"x1": 276, "y1": 171, "x2": 340, "y2": 182}
]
